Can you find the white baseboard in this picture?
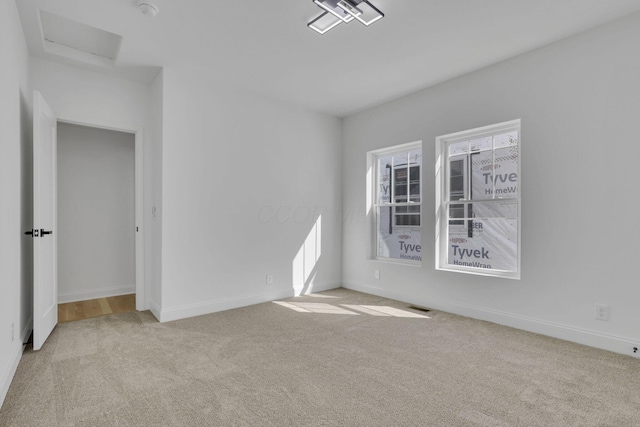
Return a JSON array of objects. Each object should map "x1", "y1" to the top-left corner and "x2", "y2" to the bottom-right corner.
[
  {"x1": 159, "y1": 282, "x2": 341, "y2": 323},
  {"x1": 58, "y1": 286, "x2": 135, "y2": 304},
  {"x1": 343, "y1": 281, "x2": 640, "y2": 359},
  {"x1": 0, "y1": 341, "x2": 24, "y2": 409}
]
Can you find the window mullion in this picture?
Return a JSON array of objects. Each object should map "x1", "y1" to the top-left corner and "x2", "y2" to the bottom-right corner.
[
  {"x1": 492, "y1": 136, "x2": 496, "y2": 199},
  {"x1": 390, "y1": 156, "x2": 394, "y2": 204},
  {"x1": 406, "y1": 151, "x2": 410, "y2": 205}
]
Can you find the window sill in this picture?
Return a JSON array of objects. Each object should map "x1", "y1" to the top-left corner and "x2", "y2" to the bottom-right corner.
[{"x1": 436, "y1": 265, "x2": 520, "y2": 280}]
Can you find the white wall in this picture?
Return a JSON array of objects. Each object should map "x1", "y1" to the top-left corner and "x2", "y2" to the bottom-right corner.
[
  {"x1": 30, "y1": 58, "x2": 160, "y2": 310},
  {"x1": 0, "y1": 0, "x2": 32, "y2": 406},
  {"x1": 159, "y1": 67, "x2": 343, "y2": 321},
  {"x1": 57, "y1": 123, "x2": 135, "y2": 302},
  {"x1": 342, "y1": 13, "x2": 640, "y2": 356}
]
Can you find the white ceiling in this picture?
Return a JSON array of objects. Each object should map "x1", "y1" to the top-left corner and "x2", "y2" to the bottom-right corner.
[{"x1": 16, "y1": 0, "x2": 640, "y2": 117}]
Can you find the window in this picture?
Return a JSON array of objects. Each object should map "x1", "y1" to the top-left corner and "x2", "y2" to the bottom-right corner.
[
  {"x1": 435, "y1": 120, "x2": 520, "y2": 279},
  {"x1": 370, "y1": 141, "x2": 422, "y2": 263}
]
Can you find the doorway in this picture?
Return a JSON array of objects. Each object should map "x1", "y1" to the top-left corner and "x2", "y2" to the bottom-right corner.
[
  {"x1": 31, "y1": 91, "x2": 145, "y2": 348},
  {"x1": 56, "y1": 121, "x2": 144, "y2": 316}
]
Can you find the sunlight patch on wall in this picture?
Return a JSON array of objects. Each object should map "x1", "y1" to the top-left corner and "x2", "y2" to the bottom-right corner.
[{"x1": 292, "y1": 215, "x2": 322, "y2": 295}]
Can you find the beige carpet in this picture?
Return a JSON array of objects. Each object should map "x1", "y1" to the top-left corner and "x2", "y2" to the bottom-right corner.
[{"x1": 1, "y1": 289, "x2": 638, "y2": 426}]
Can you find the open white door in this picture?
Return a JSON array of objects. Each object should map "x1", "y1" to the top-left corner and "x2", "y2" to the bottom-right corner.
[{"x1": 31, "y1": 91, "x2": 58, "y2": 351}]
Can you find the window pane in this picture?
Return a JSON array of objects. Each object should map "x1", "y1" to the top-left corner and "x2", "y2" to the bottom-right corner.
[
  {"x1": 447, "y1": 216, "x2": 517, "y2": 272},
  {"x1": 395, "y1": 167, "x2": 408, "y2": 182},
  {"x1": 494, "y1": 131, "x2": 518, "y2": 149},
  {"x1": 449, "y1": 141, "x2": 468, "y2": 156},
  {"x1": 409, "y1": 150, "x2": 421, "y2": 164},
  {"x1": 470, "y1": 146, "x2": 518, "y2": 200},
  {"x1": 469, "y1": 136, "x2": 492, "y2": 152},
  {"x1": 409, "y1": 165, "x2": 420, "y2": 203},
  {"x1": 449, "y1": 157, "x2": 465, "y2": 201},
  {"x1": 450, "y1": 176, "x2": 464, "y2": 198},
  {"x1": 393, "y1": 150, "x2": 408, "y2": 202},
  {"x1": 396, "y1": 214, "x2": 421, "y2": 226},
  {"x1": 393, "y1": 153, "x2": 409, "y2": 170},
  {"x1": 377, "y1": 156, "x2": 392, "y2": 204},
  {"x1": 377, "y1": 206, "x2": 393, "y2": 258},
  {"x1": 472, "y1": 201, "x2": 518, "y2": 220},
  {"x1": 409, "y1": 150, "x2": 421, "y2": 202},
  {"x1": 396, "y1": 215, "x2": 421, "y2": 226},
  {"x1": 377, "y1": 206, "x2": 422, "y2": 261},
  {"x1": 449, "y1": 203, "x2": 465, "y2": 225},
  {"x1": 450, "y1": 158, "x2": 464, "y2": 176},
  {"x1": 395, "y1": 204, "x2": 421, "y2": 226},
  {"x1": 409, "y1": 166, "x2": 420, "y2": 182},
  {"x1": 394, "y1": 169, "x2": 407, "y2": 198},
  {"x1": 470, "y1": 150, "x2": 494, "y2": 200},
  {"x1": 493, "y1": 146, "x2": 518, "y2": 198}
]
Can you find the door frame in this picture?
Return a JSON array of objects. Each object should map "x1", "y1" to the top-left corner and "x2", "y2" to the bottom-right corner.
[{"x1": 57, "y1": 115, "x2": 146, "y2": 311}]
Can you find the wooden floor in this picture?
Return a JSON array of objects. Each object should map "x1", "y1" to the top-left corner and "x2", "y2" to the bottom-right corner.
[{"x1": 58, "y1": 294, "x2": 136, "y2": 323}]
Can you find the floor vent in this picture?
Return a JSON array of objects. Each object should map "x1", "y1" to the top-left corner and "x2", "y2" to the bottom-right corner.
[{"x1": 408, "y1": 305, "x2": 431, "y2": 313}]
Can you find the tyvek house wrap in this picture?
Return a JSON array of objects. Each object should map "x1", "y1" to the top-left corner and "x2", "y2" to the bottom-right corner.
[
  {"x1": 377, "y1": 150, "x2": 423, "y2": 262},
  {"x1": 448, "y1": 132, "x2": 518, "y2": 272}
]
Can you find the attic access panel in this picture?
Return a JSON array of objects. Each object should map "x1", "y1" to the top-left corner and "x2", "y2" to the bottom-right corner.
[{"x1": 39, "y1": 10, "x2": 122, "y2": 68}]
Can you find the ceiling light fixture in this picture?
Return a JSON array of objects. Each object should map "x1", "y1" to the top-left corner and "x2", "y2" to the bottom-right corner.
[
  {"x1": 137, "y1": 0, "x2": 159, "y2": 17},
  {"x1": 308, "y1": 0, "x2": 383, "y2": 34}
]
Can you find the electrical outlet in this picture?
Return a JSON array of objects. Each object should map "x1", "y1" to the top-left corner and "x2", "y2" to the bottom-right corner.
[
  {"x1": 632, "y1": 346, "x2": 639, "y2": 357},
  {"x1": 266, "y1": 275, "x2": 273, "y2": 285},
  {"x1": 594, "y1": 304, "x2": 609, "y2": 321},
  {"x1": 374, "y1": 270, "x2": 380, "y2": 280}
]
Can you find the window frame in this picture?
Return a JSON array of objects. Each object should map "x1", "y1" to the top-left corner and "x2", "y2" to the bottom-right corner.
[
  {"x1": 435, "y1": 120, "x2": 521, "y2": 279},
  {"x1": 368, "y1": 140, "x2": 423, "y2": 265}
]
